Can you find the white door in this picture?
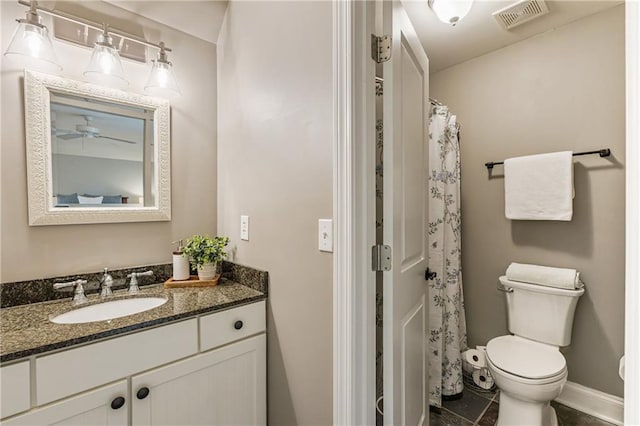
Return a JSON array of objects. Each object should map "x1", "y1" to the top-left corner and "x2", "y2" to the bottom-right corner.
[
  {"x1": 382, "y1": 0, "x2": 430, "y2": 425},
  {"x1": 3, "y1": 381, "x2": 127, "y2": 426},
  {"x1": 132, "y1": 334, "x2": 266, "y2": 426}
]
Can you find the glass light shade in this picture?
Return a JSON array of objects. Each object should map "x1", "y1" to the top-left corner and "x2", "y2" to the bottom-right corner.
[
  {"x1": 429, "y1": 0, "x2": 474, "y2": 26},
  {"x1": 4, "y1": 21, "x2": 61, "y2": 70},
  {"x1": 84, "y1": 36, "x2": 128, "y2": 87},
  {"x1": 145, "y1": 60, "x2": 181, "y2": 98}
]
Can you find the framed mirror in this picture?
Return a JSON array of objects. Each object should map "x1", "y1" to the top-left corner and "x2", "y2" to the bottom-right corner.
[{"x1": 24, "y1": 70, "x2": 171, "y2": 225}]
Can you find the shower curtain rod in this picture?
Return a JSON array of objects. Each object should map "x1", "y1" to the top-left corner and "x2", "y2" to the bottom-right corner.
[{"x1": 484, "y1": 148, "x2": 612, "y2": 170}]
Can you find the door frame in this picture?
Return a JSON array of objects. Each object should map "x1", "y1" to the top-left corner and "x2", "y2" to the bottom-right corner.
[
  {"x1": 333, "y1": 1, "x2": 640, "y2": 425},
  {"x1": 333, "y1": 1, "x2": 377, "y2": 425}
]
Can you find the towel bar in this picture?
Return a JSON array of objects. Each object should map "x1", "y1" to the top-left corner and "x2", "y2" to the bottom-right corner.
[{"x1": 484, "y1": 148, "x2": 611, "y2": 170}]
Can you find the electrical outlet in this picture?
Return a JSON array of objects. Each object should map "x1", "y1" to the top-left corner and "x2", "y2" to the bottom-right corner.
[
  {"x1": 318, "y1": 219, "x2": 333, "y2": 252},
  {"x1": 240, "y1": 215, "x2": 249, "y2": 241}
]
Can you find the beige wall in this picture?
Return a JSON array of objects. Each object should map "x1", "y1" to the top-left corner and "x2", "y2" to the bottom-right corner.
[
  {"x1": 217, "y1": 2, "x2": 333, "y2": 424},
  {"x1": 430, "y1": 5, "x2": 625, "y2": 397},
  {"x1": 1, "y1": 1, "x2": 217, "y2": 282}
]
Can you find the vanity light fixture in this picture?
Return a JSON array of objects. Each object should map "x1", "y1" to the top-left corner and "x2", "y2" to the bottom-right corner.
[
  {"x1": 7, "y1": 0, "x2": 181, "y2": 98},
  {"x1": 84, "y1": 24, "x2": 128, "y2": 87},
  {"x1": 428, "y1": 0, "x2": 474, "y2": 26},
  {"x1": 3, "y1": 0, "x2": 61, "y2": 70},
  {"x1": 145, "y1": 42, "x2": 181, "y2": 97}
]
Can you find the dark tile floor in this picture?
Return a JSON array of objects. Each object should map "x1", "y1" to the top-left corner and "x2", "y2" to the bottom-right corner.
[{"x1": 430, "y1": 386, "x2": 616, "y2": 426}]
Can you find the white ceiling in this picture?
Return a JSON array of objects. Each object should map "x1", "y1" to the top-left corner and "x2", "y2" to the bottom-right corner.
[
  {"x1": 104, "y1": 0, "x2": 228, "y2": 44},
  {"x1": 100, "y1": 1, "x2": 620, "y2": 72},
  {"x1": 403, "y1": 0, "x2": 623, "y2": 73}
]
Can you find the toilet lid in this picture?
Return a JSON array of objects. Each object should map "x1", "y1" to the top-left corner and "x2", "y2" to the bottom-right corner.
[{"x1": 486, "y1": 336, "x2": 566, "y2": 379}]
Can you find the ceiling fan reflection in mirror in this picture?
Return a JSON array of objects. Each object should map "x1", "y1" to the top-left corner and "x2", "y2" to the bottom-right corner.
[{"x1": 55, "y1": 116, "x2": 136, "y2": 144}]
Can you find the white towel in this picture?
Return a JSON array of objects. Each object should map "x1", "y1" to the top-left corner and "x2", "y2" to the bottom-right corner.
[
  {"x1": 504, "y1": 151, "x2": 574, "y2": 221},
  {"x1": 506, "y1": 262, "x2": 583, "y2": 290}
]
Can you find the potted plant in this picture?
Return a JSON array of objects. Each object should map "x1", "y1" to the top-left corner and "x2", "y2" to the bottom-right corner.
[{"x1": 182, "y1": 234, "x2": 230, "y2": 281}]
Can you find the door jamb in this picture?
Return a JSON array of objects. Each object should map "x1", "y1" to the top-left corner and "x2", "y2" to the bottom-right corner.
[{"x1": 333, "y1": 1, "x2": 376, "y2": 425}]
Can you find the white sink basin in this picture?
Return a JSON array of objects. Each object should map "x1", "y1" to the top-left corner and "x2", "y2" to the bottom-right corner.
[{"x1": 50, "y1": 297, "x2": 167, "y2": 324}]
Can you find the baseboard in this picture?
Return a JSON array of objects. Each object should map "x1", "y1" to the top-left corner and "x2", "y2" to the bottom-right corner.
[{"x1": 554, "y1": 381, "x2": 624, "y2": 425}]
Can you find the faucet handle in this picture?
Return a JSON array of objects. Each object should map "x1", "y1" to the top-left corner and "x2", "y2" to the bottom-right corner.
[
  {"x1": 53, "y1": 278, "x2": 87, "y2": 289},
  {"x1": 53, "y1": 279, "x2": 82, "y2": 290},
  {"x1": 127, "y1": 270, "x2": 154, "y2": 278},
  {"x1": 126, "y1": 270, "x2": 153, "y2": 294},
  {"x1": 53, "y1": 279, "x2": 88, "y2": 305},
  {"x1": 100, "y1": 268, "x2": 114, "y2": 298}
]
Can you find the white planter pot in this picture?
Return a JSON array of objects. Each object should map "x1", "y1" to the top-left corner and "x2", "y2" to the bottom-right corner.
[{"x1": 197, "y1": 262, "x2": 217, "y2": 280}]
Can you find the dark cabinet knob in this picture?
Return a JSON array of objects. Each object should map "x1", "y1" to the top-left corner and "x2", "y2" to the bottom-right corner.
[
  {"x1": 136, "y1": 387, "x2": 150, "y2": 400},
  {"x1": 111, "y1": 396, "x2": 125, "y2": 410},
  {"x1": 234, "y1": 320, "x2": 243, "y2": 330}
]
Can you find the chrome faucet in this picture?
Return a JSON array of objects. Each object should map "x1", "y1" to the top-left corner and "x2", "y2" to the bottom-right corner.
[
  {"x1": 99, "y1": 267, "x2": 114, "y2": 298},
  {"x1": 53, "y1": 279, "x2": 88, "y2": 305},
  {"x1": 126, "y1": 270, "x2": 154, "y2": 294}
]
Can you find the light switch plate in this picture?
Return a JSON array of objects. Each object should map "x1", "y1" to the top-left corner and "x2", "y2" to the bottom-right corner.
[
  {"x1": 240, "y1": 215, "x2": 249, "y2": 241},
  {"x1": 318, "y1": 219, "x2": 333, "y2": 252}
]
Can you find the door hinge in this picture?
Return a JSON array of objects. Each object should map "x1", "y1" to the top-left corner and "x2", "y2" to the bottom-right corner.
[
  {"x1": 371, "y1": 34, "x2": 391, "y2": 63},
  {"x1": 372, "y1": 245, "x2": 392, "y2": 271}
]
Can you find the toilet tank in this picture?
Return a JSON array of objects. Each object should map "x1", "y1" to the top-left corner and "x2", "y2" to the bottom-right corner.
[{"x1": 499, "y1": 276, "x2": 585, "y2": 346}]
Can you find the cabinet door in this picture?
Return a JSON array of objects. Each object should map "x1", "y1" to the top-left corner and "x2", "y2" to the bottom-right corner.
[
  {"x1": 3, "y1": 380, "x2": 127, "y2": 426},
  {"x1": 132, "y1": 334, "x2": 266, "y2": 426},
  {"x1": 0, "y1": 361, "x2": 30, "y2": 419}
]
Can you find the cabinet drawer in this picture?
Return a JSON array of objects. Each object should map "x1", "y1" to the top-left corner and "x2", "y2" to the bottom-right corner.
[
  {"x1": 1, "y1": 361, "x2": 30, "y2": 419},
  {"x1": 200, "y1": 301, "x2": 265, "y2": 351},
  {"x1": 36, "y1": 319, "x2": 198, "y2": 405}
]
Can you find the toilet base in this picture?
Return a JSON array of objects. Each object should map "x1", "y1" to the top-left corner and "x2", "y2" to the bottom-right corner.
[{"x1": 496, "y1": 392, "x2": 558, "y2": 426}]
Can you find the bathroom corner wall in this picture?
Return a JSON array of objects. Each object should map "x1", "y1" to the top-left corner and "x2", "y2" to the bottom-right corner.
[
  {"x1": 216, "y1": 2, "x2": 334, "y2": 424},
  {"x1": 1, "y1": 1, "x2": 217, "y2": 282},
  {"x1": 430, "y1": 5, "x2": 625, "y2": 397}
]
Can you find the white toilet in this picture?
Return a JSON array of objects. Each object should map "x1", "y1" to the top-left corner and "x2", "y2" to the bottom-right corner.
[{"x1": 486, "y1": 276, "x2": 584, "y2": 426}]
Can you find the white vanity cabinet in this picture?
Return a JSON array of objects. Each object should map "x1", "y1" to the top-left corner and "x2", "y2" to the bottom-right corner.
[
  {"x1": 132, "y1": 334, "x2": 266, "y2": 425},
  {"x1": 1, "y1": 301, "x2": 266, "y2": 426}
]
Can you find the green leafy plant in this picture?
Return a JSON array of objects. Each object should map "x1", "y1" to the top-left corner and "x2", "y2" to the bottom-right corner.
[{"x1": 182, "y1": 234, "x2": 230, "y2": 267}]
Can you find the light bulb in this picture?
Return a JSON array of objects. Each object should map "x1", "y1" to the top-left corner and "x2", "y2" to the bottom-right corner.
[
  {"x1": 23, "y1": 25, "x2": 43, "y2": 57},
  {"x1": 98, "y1": 51, "x2": 114, "y2": 74},
  {"x1": 150, "y1": 62, "x2": 172, "y2": 88},
  {"x1": 156, "y1": 67, "x2": 169, "y2": 87}
]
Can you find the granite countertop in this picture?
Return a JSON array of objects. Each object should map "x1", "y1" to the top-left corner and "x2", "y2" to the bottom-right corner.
[{"x1": 0, "y1": 278, "x2": 265, "y2": 363}]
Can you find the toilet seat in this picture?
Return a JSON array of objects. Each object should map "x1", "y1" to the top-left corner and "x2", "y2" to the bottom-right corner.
[{"x1": 486, "y1": 335, "x2": 566, "y2": 382}]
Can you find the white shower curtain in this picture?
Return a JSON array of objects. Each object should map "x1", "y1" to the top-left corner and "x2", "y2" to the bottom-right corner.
[{"x1": 428, "y1": 104, "x2": 467, "y2": 408}]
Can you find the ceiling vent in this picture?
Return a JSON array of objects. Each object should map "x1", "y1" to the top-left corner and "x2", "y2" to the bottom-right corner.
[{"x1": 493, "y1": 0, "x2": 549, "y2": 30}]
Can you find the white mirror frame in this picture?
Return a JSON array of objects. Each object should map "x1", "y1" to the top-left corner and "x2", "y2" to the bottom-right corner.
[{"x1": 24, "y1": 69, "x2": 171, "y2": 225}]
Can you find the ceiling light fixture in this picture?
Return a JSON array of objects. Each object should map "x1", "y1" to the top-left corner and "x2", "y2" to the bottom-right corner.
[
  {"x1": 4, "y1": 0, "x2": 61, "y2": 70},
  {"x1": 84, "y1": 24, "x2": 128, "y2": 88},
  {"x1": 145, "y1": 42, "x2": 181, "y2": 98},
  {"x1": 428, "y1": 0, "x2": 474, "y2": 26}
]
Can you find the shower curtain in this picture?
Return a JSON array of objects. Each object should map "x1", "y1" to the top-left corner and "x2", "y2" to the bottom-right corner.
[{"x1": 428, "y1": 104, "x2": 467, "y2": 408}]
